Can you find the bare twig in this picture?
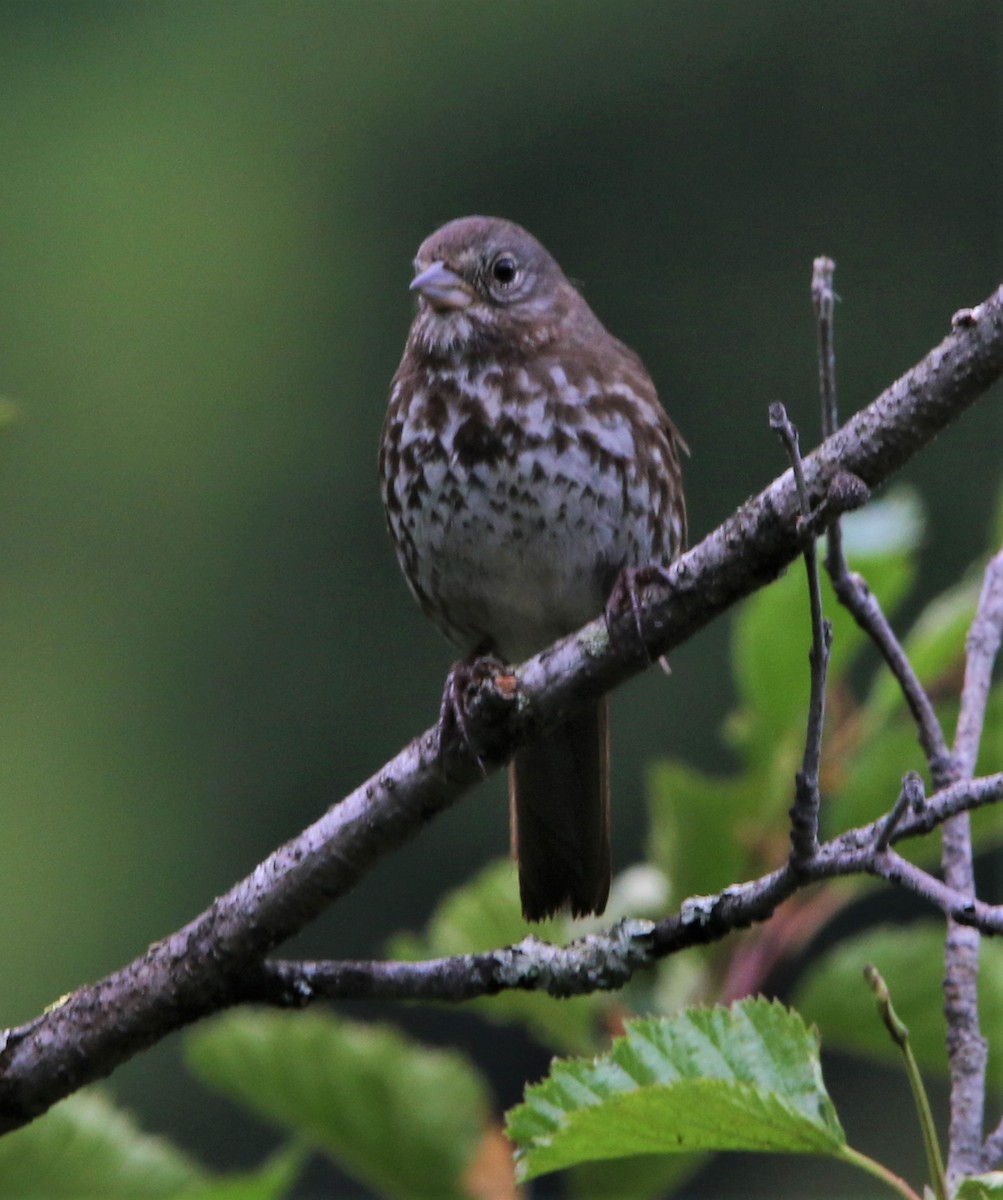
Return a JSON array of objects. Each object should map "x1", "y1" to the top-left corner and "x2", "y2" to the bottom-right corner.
[
  {"x1": 770, "y1": 402, "x2": 831, "y2": 864},
  {"x1": 0, "y1": 283, "x2": 1001, "y2": 1134},
  {"x1": 956, "y1": 552, "x2": 1003, "y2": 780},
  {"x1": 943, "y1": 551, "x2": 1003, "y2": 1179},
  {"x1": 868, "y1": 850, "x2": 993, "y2": 931},
  {"x1": 982, "y1": 1123, "x2": 1003, "y2": 1176},
  {"x1": 814, "y1": 256, "x2": 846, "y2": 568},
  {"x1": 893, "y1": 773, "x2": 1003, "y2": 842},
  {"x1": 813, "y1": 257, "x2": 839, "y2": 437},
  {"x1": 943, "y1": 821, "x2": 986, "y2": 1186},
  {"x1": 874, "y1": 771, "x2": 925, "y2": 852},
  {"x1": 239, "y1": 770, "x2": 1003, "y2": 1009},
  {"x1": 831, "y1": 561, "x2": 954, "y2": 783},
  {"x1": 813, "y1": 263, "x2": 954, "y2": 783},
  {"x1": 813, "y1": 260, "x2": 997, "y2": 1181}
]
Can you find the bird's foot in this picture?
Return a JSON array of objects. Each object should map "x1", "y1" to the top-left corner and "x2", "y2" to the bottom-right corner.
[
  {"x1": 437, "y1": 649, "x2": 506, "y2": 775},
  {"x1": 604, "y1": 563, "x2": 675, "y2": 667}
]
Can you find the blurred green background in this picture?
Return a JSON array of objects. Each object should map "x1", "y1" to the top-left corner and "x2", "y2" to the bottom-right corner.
[{"x1": 0, "y1": 0, "x2": 1000, "y2": 1194}]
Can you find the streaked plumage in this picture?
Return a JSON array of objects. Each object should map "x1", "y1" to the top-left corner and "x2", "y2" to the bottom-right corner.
[{"x1": 380, "y1": 216, "x2": 686, "y2": 920}]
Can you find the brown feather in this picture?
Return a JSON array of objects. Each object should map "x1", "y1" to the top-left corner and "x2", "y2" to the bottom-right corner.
[
  {"x1": 381, "y1": 216, "x2": 686, "y2": 920},
  {"x1": 509, "y1": 698, "x2": 610, "y2": 921}
]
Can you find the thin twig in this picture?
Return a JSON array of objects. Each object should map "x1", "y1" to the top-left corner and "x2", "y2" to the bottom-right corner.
[
  {"x1": 868, "y1": 850, "x2": 992, "y2": 931},
  {"x1": 770, "y1": 402, "x2": 831, "y2": 865},
  {"x1": 831, "y1": 561, "x2": 954, "y2": 785},
  {"x1": 944, "y1": 551, "x2": 1003, "y2": 1179},
  {"x1": 983, "y1": 1122, "x2": 1003, "y2": 1176},
  {"x1": 813, "y1": 256, "x2": 846, "y2": 575},
  {"x1": 814, "y1": 255, "x2": 994, "y2": 1179},
  {"x1": 874, "y1": 772, "x2": 925, "y2": 852},
  {"x1": 943, "y1": 820, "x2": 986, "y2": 1185},
  {"x1": 894, "y1": 773, "x2": 1003, "y2": 841},
  {"x1": 956, "y1": 552, "x2": 1003, "y2": 780},
  {"x1": 813, "y1": 265, "x2": 954, "y2": 784},
  {"x1": 248, "y1": 773, "x2": 1003, "y2": 1008},
  {"x1": 813, "y1": 256, "x2": 839, "y2": 438}
]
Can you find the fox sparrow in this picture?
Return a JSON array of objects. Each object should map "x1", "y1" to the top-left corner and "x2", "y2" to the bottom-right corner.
[{"x1": 380, "y1": 216, "x2": 687, "y2": 921}]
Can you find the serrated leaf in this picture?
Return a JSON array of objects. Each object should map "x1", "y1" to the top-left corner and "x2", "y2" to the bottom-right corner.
[
  {"x1": 958, "y1": 1174, "x2": 1003, "y2": 1198},
  {"x1": 0, "y1": 1090, "x2": 203, "y2": 1198},
  {"x1": 187, "y1": 1011, "x2": 490, "y2": 1200},
  {"x1": 506, "y1": 998, "x2": 846, "y2": 1181},
  {"x1": 795, "y1": 925, "x2": 1003, "y2": 1092},
  {"x1": 388, "y1": 859, "x2": 607, "y2": 1055}
]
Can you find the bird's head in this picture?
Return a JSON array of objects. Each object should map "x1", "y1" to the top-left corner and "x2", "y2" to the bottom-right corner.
[{"x1": 407, "y1": 216, "x2": 589, "y2": 358}]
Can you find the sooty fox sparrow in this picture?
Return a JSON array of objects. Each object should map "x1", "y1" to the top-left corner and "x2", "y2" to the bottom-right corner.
[{"x1": 380, "y1": 216, "x2": 686, "y2": 921}]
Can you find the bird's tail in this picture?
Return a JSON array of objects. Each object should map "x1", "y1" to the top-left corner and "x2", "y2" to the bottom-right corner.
[{"x1": 509, "y1": 697, "x2": 611, "y2": 921}]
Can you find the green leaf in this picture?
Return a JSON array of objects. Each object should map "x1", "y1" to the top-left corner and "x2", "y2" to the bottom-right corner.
[
  {"x1": 838, "y1": 487, "x2": 924, "y2": 560},
  {"x1": 957, "y1": 1175, "x2": 1003, "y2": 1199},
  {"x1": 827, "y1": 691, "x2": 1003, "y2": 860},
  {"x1": 568, "y1": 1149, "x2": 704, "y2": 1200},
  {"x1": 867, "y1": 574, "x2": 981, "y2": 724},
  {"x1": 174, "y1": 1146, "x2": 305, "y2": 1200},
  {"x1": 980, "y1": 687, "x2": 1003, "y2": 778},
  {"x1": 731, "y1": 489, "x2": 919, "y2": 765},
  {"x1": 388, "y1": 859, "x2": 607, "y2": 1055},
  {"x1": 507, "y1": 998, "x2": 847, "y2": 1181},
  {"x1": 730, "y1": 563, "x2": 814, "y2": 756},
  {"x1": 389, "y1": 859, "x2": 552, "y2": 955},
  {"x1": 826, "y1": 716, "x2": 930, "y2": 836},
  {"x1": 0, "y1": 1090, "x2": 204, "y2": 1198},
  {"x1": 795, "y1": 925, "x2": 1003, "y2": 1093},
  {"x1": 645, "y1": 761, "x2": 757, "y2": 901},
  {"x1": 186, "y1": 1010, "x2": 490, "y2": 1200}
]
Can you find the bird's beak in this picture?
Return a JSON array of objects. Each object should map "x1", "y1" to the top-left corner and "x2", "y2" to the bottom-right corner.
[{"x1": 410, "y1": 261, "x2": 475, "y2": 311}]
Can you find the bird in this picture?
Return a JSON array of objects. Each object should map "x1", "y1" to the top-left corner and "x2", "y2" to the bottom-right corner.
[{"x1": 379, "y1": 216, "x2": 686, "y2": 921}]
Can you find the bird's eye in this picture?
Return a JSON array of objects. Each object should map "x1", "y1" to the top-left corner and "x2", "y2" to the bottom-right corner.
[{"x1": 491, "y1": 255, "x2": 519, "y2": 286}]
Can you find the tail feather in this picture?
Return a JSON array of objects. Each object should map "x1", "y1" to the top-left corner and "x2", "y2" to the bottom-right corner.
[{"x1": 509, "y1": 697, "x2": 611, "y2": 921}]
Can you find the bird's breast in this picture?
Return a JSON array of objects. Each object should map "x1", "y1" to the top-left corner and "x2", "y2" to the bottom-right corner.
[{"x1": 381, "y1": 362, "x2": 679, "y2": 658}]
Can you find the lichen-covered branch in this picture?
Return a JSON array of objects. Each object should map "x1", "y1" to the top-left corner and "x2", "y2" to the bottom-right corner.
[
  {"x1": 244, "y1": 768, "x2": 1003, "y2": 1008},
  {"x1": 0, "y1": 284, "x2": 1001, "y2": 1135}
]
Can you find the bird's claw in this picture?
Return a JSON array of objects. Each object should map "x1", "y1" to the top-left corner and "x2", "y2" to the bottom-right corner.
[
  {"x1": 604, "y1": 563, "x2": 675, "y2": 665},
  {"x1": 437, "y1": 652, "x2": 505, "y2": 775}
]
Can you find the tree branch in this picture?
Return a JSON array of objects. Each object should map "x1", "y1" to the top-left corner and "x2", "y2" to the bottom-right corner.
[
  {"x1": 813, "y1": 256, "x2": 849, "y2": 573},
  {"x1": 769, "y1": 402, "x2": 832, "y2": 865},
  {"x1": 956, "y1": 552, "x2": 1003, "y2": 781},
  {"x1": 810, "y1": 259, "x2": 998, "y2": 1181},
  {"x1": 238, "y1": 768, "x2": 1003, "y2": 1009},
  {"x1": 813, "y1": 261, "x2": 954, "y2": 785},
  {"x1": 942, "y1": 551, "x2": 1003, "y2": 1179},
  {"x1": 0, "y1": 284, "x2": 1001, "y2": 1133},
  {"x1": 873, "y1": 771, "x2": 925, "y2": 852}
]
